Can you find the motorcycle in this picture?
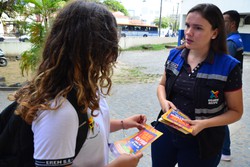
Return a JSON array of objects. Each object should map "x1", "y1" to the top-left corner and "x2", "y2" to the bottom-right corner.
[{"x1": 0, "y1": 49, "x2": 7, "y2": 67}]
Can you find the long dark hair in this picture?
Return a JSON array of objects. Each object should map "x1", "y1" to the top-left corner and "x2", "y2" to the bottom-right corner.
[
  {"x1": 187, "y1": 3, "x2": 227, "y2": 54},
  {"x1": 15, "y1": 0, "x2": 119, "y2": 123}
]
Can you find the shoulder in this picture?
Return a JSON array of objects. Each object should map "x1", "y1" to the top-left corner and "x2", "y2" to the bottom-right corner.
[
  {"x1": 227, "y1": 33, "x2": 243, "y2": 46},
  {"x1": 169, "y1": 48, "x2": 182, "y2": 55},
  {"x1": 33, "y1": 99, "x2": 78, "y2": 127},
  {"x1": 227, "y1": 32, "x2": 241, "y2": 40},
  {"x1": 215, "y1": 53, "x2": 239, "y2": 63},
  {"x1": 168, "y1": 48, "x2": 183, "y2": 60},
  {"x1": 32, "y1": 99, "x2": 79, "y2": 162},
  {"x1": 214, "y1": 53, "x2": 240, "y2": 72}
]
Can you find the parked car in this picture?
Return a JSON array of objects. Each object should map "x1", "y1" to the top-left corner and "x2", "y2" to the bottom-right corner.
[
  {"x1": 0, "y1": 49, "x2": 7, "y2": 67},
  {"x1": 0, "y1": 36, "x2": 4, "y2": 42},
  {"x1": 19, "y1": 35, "x2": 30, "y2": 42}
]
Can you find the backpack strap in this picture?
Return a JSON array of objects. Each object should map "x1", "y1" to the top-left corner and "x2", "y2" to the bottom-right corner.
[
  {"x1": 0, "y1": 101, "x2": 34, "y2": 167},
  {"x1": 0, "y1": 101, "x2": 19, "y2": 149},
  {"x1": 0, "y1": 101, "x2": 18, "y2": 131},
  {"x1": 67, "y1": 89, "x2": 89, "y2": 158}
]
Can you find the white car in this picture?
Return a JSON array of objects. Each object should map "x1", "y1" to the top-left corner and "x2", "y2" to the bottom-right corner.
[{"x1": 19, "y1": 35, "x2": 30, "y2": 42}]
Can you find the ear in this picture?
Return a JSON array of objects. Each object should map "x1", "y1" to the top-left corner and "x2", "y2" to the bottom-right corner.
[
  {"x1": 231, "y1": 21, "x2": 237, "y2": 29},
  {"x1": 211, "y1": 28, "x2": 219, "y2": 39}
]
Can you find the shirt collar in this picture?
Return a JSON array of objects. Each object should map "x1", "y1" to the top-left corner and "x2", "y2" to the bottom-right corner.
[
  {"x1": 181, "y1": 48, "x2": 214, "y2": 64},
  {"x1": 227, "y1": 31, "x2": 239, "y2": 38}
]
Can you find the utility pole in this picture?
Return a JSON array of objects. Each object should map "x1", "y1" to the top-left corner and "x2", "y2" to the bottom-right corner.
[
  {"x1": 174, "y1": 2, "x2": 179, "y2": 33},
  {"x1": 159, "y1": 0, "x2": 163, "y2": 37}
]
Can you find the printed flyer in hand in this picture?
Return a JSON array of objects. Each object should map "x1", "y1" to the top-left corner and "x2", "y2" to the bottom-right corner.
[
  {"x1": 159, "y1": 108, "x2": 193, "y2": 134},
  {"x1": 109, "y1": 124, "x2": 163, "y2": 157}
]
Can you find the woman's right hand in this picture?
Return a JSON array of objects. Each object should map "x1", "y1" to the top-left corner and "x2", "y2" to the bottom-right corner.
[
  {"x1": 108, "y1": 152, "x2": 143, "y2": 167},
  {"x1": 161, "y1": 100, "x2": 177, "y2": 113}
]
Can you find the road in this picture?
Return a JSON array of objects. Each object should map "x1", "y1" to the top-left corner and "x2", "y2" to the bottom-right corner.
[{"x1": 0, "y1": 37, "x2": 20, "y2": 43}]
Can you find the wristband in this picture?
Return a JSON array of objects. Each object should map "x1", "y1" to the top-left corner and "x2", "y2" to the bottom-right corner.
[
  {"x1": 121, "y1": 120, "x2": 125, "y2": 129},
  {"x1": 121, "y1": 120, "x2": 127, "y2": 137}
]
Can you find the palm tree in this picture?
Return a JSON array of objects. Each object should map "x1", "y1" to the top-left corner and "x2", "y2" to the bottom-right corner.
[
  {"x1": 0, "y1": 0, "x2": 16, "y2": 18},
  {"x1": 16, "y1": 0, "x2": 67, "y2": 75}
]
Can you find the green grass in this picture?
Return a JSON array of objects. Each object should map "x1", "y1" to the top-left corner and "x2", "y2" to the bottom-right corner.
[
  {"x1": 112, "y1": 66, "x2": 162, "y2": 84},
  {"x1": 122, "y1": 42, "x2": 177, "y2": 51}
]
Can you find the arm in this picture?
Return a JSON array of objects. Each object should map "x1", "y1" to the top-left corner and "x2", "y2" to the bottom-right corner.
[
  {"x1": 185, "y1": 64, "x2": 243, "y2": 136},
  {"x1": 186, "y1": 88, "x2": 243, "y2": 136},
  {"x1": 206, "y1": 89, "x2": 243, "y2": 125},
  {"x1": 157, "y1": 71, "x2": 177, "y2": 113},
  {"x1": 227, "y1": 40, "x2": 237, "y2": 57},
  {"x1": 110, "y1": 114, "x2": 147, "y2": 132},
  {"x1": 106, "y1": 152, "x2": 143, "y2": 167},
  {"x1": 67, "y1": 152, "x2": 143, "y2": 167},
  {"x1": 33, "y1": 103, "x2": 78, "y2": 167}
]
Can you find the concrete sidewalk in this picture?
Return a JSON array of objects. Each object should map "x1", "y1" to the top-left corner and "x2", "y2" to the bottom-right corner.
[
  {"x1": 0, "y1": 49, "x2": 249, "y2": 167},
  {"x1": 107, "y1": 50, "x2": 250, "y2": 167}
]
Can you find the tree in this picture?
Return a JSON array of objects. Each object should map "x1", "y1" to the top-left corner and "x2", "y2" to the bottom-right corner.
[
  {"x1": 103, "y1": 0, "x2": 129, "y2": 16},
  {"x1": 15, "y1": 0, "x2": 67, "y2": 75},
  {"x1": 0, "y1": 0, "x2": 18, "y2": 36},
  {"x1": 153, "y1": 17, "x2": 173, "y2": 29},
  {"x1": 0, "y1": 0, "x2": 16, "y2": 18}
]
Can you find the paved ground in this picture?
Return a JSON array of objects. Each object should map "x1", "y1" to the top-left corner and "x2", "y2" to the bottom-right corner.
[{"x1": 0, "y1": 49, "x2": 249, "y2": 167}]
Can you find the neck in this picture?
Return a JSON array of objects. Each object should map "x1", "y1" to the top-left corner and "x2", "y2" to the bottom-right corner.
[{"x1": 188, "y1": 48, "x2": 209, "y2": 63}]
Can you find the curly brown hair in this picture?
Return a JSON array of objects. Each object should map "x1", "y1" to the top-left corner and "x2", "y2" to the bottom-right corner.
[{"x1": 14, "y1": 0, "x2": 119, "y2": 124}]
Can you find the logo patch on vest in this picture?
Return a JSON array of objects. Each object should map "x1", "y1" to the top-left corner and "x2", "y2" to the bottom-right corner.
[
  {"x1": 167, "y1": 61, "x2": 178, "y2": 70},
  {"x1": 208, "y1": 90, "x2": 219, "y2": 105}
]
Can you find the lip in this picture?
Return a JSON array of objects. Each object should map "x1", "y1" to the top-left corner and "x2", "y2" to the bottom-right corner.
[{"x1": 186, "y1": 38, "x2": 193, "y2": 44}]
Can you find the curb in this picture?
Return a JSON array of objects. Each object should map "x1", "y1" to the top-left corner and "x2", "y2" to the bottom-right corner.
[
  {"x1": 0, "y1": 76, "x2": 23, "y2": 91},
  {"x1": 0, "y1": 87, "x2": 20, "y2": 91}
]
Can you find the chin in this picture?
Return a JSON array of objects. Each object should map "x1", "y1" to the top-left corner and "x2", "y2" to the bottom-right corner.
[{"x1": 185, "y1": 43, "x2": 191, "y2": 49}]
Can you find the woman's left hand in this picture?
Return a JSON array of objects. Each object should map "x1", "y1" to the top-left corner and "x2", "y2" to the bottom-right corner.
[
  {"x1": 123, "y1": 114, "x2": 147, "y2": 130},
  {"x1": 184, "y1": 119, "x2": 207, "y2": 136}
]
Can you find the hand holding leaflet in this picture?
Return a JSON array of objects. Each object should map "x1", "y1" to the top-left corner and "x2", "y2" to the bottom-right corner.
[
  {"x1": 109, "y1": 124, "x2": 163, "y2": 157},
  {"x1": 159, "y1": 108, "x2": 193, "y2": 134}
]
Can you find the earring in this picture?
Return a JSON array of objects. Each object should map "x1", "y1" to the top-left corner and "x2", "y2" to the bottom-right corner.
[{"x1": 212, "y1": 36, "x2": 216, "y2": 39}]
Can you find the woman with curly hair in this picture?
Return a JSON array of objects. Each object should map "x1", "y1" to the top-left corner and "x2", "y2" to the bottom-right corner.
[{"x1": 14, "y1": 1, "x2": 146, "y2": 166}]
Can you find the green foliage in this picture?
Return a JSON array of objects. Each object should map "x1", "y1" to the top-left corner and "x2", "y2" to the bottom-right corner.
[
  {"x1": 20, "y1": 45, "x2": 41, "y2": 76},
  {"x1": 154, "y1": 17, "x2": 175, "y2": 29},
  {"x1": 15, "y1": 0, "x2": 67, "y2": 76},
  {"x1": 103, "y1": 0, "x2": 129, "y2": 16},
  {"x1": 19, "y1": 22, "x2": 45, "y2": 75},
  {"x1": 0, "y1": 0, "x2": 16, "y2": 18}
]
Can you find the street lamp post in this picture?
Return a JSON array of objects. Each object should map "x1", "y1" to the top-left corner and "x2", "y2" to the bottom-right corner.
[
  {"x1": 174, "y1": 2, "x2": 179, "y2": 33},
  {"x1": 159, "y1": 0, "x2": 163, "y2": 37}
]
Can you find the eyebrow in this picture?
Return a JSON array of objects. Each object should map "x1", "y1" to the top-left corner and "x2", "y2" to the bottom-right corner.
[{"x1": 185, "y1": 22, "x2": 203, "y2": 27}]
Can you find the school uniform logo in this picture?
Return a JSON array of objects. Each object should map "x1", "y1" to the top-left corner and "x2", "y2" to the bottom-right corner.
[
  {"x1": 88, "y1": 116, "x2": 101, "y2": 139},
  {"x1": 88, "y1": 116, "x2": 95, "y2": 133},
  {"x1": 208, "y1": 90, "x2": 219, "y2": 105}
]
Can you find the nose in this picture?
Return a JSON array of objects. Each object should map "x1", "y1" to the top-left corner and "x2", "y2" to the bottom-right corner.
[{"x1": 185, "y1": 27, "x2": 192, "y2": 36}]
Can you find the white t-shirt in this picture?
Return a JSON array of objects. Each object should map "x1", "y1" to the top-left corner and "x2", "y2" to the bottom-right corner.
[{"x1": 32, "y1": 96, "x2": 110, "y2": 167}]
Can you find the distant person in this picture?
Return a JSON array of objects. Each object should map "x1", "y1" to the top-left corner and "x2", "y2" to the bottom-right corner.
[
  {"x1": 221, "y1": 10, "x2": 244, "y2": 161},
  {"x1": 13, "y1": 1, "x2": 146, "y2": 167},
  {"x1": 223, "y1": 10, "x2": 244, "y2": 73},
  {"x1": 151, "y1": 3, "x2": 243, "y2": 167}
]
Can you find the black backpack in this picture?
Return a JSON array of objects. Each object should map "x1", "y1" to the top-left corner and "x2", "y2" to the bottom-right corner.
[{"x1": 0, "y1": 90, "x2": 88, "y2": 167}]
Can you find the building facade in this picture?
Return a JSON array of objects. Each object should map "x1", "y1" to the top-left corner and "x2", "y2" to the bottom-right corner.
[{"x1": 178, "y1": 0, "x2": 250, "y2": 52}]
